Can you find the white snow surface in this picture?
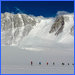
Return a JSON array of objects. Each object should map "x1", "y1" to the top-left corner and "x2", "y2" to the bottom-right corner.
[{"x1": 1, "y1": 46, "x2": 74, "y2": 74}]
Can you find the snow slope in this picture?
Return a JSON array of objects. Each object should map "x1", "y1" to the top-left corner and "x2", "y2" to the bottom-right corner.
[{"x1": 1, "y1": 46, "x2": 74, "y2": 74}]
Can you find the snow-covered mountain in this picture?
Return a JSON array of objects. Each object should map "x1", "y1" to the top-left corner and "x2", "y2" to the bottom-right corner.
[
  {"x1": 1, "y1": 12, "x2": 37, "y2": 45},
  {"x1": 49, "y1": 15, "x2": 74, "y2": 36},
  {"x1": 1, "y1": 12, "x2": 74, "y2": 51},
  {"x1": 1, "y1": 12, "x2": 74, "y2": 74}
]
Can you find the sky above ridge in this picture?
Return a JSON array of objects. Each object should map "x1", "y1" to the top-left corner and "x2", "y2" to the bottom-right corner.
[{"x1": 1, "y1": 1, "x2": 74, "y2": 17}]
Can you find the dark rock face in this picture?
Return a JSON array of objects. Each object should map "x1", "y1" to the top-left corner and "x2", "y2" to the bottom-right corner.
[
  {"x1": 49, "y1": 16, "x2": 64, "y2": 35},
  {"x1": 70, "y1": 25, "x2": 74, "y2": 36}
]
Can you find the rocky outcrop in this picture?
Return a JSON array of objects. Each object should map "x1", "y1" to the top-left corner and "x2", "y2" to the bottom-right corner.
[
  {"x1": 70, "y1": 25, "x2": 74, "y2": 36},
  {"x1": 49, "y1": 16, "x2": 64, "y2": 35}
]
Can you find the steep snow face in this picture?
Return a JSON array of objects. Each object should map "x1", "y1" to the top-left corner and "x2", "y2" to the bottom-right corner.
[
  {"x1": 1, "y1": 12, "x2": 74, "y2": 51},
  {"x1": 1, "y1": 12, "x2": 37, "y2": 45}
]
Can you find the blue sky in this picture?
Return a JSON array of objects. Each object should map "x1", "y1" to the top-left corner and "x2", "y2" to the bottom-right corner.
[{"x1": 1, "y1": 1, "x2": 74, "y2": 17}]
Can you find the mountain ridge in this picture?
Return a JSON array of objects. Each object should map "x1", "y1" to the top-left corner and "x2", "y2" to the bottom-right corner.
[{"x1": 1, "y1": 12, "x2": 74, "y2": 51}]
